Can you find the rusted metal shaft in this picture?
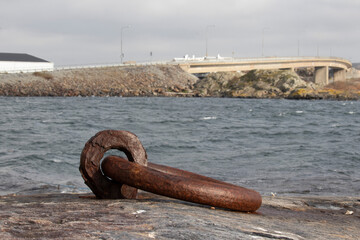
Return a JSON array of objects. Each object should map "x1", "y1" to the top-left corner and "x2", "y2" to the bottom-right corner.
[
  {"x1": 102, "y1": 155, "x2": 262, "y2": 212},
  {"x1": 147, "y1": 162, "x2": 240, "y2": 188}
]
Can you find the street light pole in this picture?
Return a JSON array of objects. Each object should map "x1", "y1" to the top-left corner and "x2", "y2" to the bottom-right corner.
[
  {"x1": 317, "y1": 44, "x2": 319, "y2": 57},
  {"x1": 121, "y1": 25, "x2": 130, "y2": 64},
  {"x1": 206, "y1": 25, "x2": 215, "y2": 58},
  {"x1": 261, "y1": 27, "x2": 270, "y2": 57},
  {"x1": 297, "y1": 39, "x2": 300, "y2": 57}
]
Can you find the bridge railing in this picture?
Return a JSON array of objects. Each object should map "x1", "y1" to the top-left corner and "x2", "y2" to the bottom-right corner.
[
  {"x1": 172, "y1": 56, "x2": 351, "y2": 64},
  {"x1": 54, "y1": 61, "x2": 169, "y2": 71},
  {"x1": 0, "y1": 60, "x2": 170, "y2": 74}
]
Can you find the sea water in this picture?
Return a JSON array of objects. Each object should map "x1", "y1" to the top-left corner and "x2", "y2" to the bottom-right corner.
[{"x1": 0, "y1": 97, "x2": 359, "y2": 196}]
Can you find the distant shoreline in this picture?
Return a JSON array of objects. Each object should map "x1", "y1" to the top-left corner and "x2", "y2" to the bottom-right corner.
[{"x1": 0, "y1": 64, "x2": 359, "y2": 100}]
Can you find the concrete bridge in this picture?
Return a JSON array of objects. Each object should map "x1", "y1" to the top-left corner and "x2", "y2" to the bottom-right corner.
[{"x1": 176, "y1": 57, "x2": 352, "y2": 85}]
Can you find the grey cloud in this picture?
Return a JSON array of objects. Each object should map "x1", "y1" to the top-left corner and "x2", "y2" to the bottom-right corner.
[{"x1": 1, "y1": 0, "x2": 359, "y2": 65}]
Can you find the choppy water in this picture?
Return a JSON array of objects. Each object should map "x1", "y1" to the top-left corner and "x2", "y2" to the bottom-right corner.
[{"x1": 0, "y1": 97, "x2": 359, "y2": 196}]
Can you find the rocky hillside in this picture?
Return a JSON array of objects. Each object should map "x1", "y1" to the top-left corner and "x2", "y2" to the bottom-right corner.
[
  {"x1": 194, "y1": 69, "x2": 360, "y2": 100},
  {"x1": 0, "y1": 65, "x2": 198, "y2": 97}
]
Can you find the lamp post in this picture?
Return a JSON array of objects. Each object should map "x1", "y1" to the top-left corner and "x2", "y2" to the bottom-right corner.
[
  {"x1": 297, "y1": 39, "x2": 300, "y2": 57},
  {"x1": 317, "y1": 44, "x2": 319, "y2": 57},
  {"x1": 121, "y1": 25, "x2": 130, "y2": 64},
  {"x1": 261, "y1": 27, "x2": 270, "y2": 57},
  {"x1": 206, "y1": 25, "x2": 215, "y2": 58}
]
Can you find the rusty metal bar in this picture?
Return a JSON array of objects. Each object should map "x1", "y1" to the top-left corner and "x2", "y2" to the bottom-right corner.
[
  {"x1": 147, "y1": 162, "x2": 240, "y2": 188},
  {"x1": 102, "y1": 155, "x2": 262, "y2": 212}
]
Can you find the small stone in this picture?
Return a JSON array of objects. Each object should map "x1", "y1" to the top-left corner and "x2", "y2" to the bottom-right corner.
[
  {"x1": 132, "y1": 210, "x2": 146, "y2": 215},
  {"x1": 29, "y1": 219, "x2": 53, "y2": 225},
  {"x1": 345, "y1": 210, "x2": 354, "y2": 215}
]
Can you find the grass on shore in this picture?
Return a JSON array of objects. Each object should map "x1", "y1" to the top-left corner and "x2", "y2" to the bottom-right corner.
[
  {"x1": 32, "y1": 71, "x2": 54, "y2": 80},
  {"x1": 324, "y1": 79, "x2": 360, "y2": 91}
]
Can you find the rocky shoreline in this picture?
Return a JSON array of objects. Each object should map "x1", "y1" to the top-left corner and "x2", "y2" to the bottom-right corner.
[
  {"x1": 0, "y1": 64, "x2": 359, "y2": 100},
  {"x1": 0, "y1": 192, "x2": 359, "y2": 239}
]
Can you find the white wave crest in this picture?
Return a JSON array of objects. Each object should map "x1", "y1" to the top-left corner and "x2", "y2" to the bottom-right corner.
[
  {"x1": 52, "y1": 159, "x2": 63, "y2": 163},
  {"x1": 202, "y1": 116, "x2": 217, "y2": 120}
]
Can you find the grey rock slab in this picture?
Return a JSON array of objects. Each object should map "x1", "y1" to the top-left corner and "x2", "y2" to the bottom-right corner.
[{"x1": 0, "y1": 192, "x2": 359, "y2": 239}]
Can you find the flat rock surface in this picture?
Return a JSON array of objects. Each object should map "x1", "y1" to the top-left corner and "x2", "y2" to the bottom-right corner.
[{"x1": 0, "y1": 192, "x2": 359, "y2": 239}]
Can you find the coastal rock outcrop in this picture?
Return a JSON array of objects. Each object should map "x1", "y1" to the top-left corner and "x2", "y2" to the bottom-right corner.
[
  {"x1": 194, "y1": 69, "x2": 317, "y2": 98},
  {"x1": 0, "y1": 193, "x2": 359, "y2": 239},
  {"x1": 1, "y1": 65, "x2": 359, "y2": 99}
]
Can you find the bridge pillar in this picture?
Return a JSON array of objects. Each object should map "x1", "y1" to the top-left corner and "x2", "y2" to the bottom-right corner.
[
  {"x1": 315, "y1": 66, "x2": 329, "y2": 85},
  {"x1": 178, "y1": 63, "x2": 190, "y2": 72},
  {"x1": 333, "y1": 69, "x2": 346, "y2": 82}
]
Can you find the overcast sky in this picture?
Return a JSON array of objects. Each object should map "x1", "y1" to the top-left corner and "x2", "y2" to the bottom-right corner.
[{"x1": 1, "y1": 0, "x2": 359, "y2": 66}]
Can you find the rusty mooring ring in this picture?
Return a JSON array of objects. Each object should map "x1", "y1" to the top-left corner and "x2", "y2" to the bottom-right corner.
[
  {"x1": 80, "y1": 130, "x2": 262, "y2": 212},
  {"x1": 79, "y1": 130, "x2": 147, "y2": 199}
]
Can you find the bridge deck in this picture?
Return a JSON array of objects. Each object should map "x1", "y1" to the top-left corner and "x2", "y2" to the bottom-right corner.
[{"x1": 176, "y1": 57, "x2": 352, "y2": 84}]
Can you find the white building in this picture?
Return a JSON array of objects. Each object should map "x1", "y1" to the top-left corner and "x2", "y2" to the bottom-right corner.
[{"x1": 0, "y1": 53, "x2": 54, "y2": 73}]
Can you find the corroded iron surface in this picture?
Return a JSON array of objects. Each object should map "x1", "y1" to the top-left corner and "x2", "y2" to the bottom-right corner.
[
  {"x1": 102, "y1": 155, "x2": 262, "y2": 212},
  {"x1": 79, "y1": 130, "x2": 147, "y2": 199}
]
